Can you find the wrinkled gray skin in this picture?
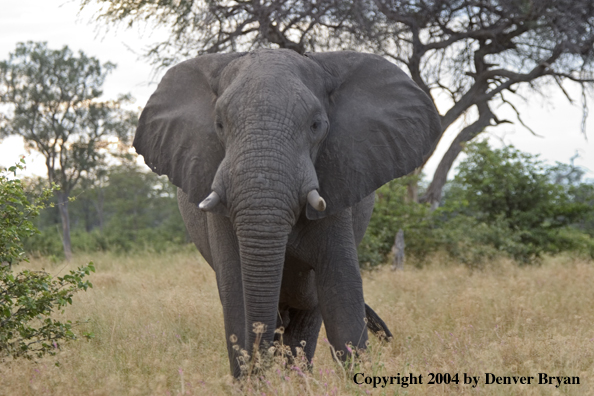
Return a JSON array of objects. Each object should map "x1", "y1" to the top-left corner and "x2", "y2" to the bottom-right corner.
[{"x1": 134, "y1": 50, "x2": 441, "y2": 377}]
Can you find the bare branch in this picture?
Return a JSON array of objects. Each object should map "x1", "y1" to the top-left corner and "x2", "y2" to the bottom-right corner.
[
  {"x1": 499, "y1": 93, "x2": 542, "y2": 137},
  {"x1": 581, "y1": 86, "x2": 590, "y2": 140}
]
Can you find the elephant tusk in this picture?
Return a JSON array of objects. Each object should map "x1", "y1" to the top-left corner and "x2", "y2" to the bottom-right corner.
[
  {"x1": 198, "y1": 191, "x2": 221, "y2": 211},
  {"x1": 307, "y1": 190, "x2": 326, "y2": 212}
]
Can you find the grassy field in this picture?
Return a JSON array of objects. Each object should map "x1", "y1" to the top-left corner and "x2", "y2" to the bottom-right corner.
[{"x1": 1, "y1": 249, "x2": 593, "y2": 395}]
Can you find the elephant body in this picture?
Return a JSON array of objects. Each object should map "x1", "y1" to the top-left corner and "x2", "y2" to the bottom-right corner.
[
  {"x1": 178, "y1": 188, "x2": 377, "y2": 372},
  {"x1": 134, "y1": 49, "x2": 441, "y2": 377}
]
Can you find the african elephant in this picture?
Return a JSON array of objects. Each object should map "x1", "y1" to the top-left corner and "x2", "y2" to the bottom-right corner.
[{"x1": 133, "y1": 49, "x2": 441, "y2": 377}]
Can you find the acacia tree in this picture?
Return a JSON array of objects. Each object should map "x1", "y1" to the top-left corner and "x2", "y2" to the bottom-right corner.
[
  {"x1": 334, "y1": 0, "x2": 594, "y2": 206},
  {"x1": 80, "y1": 0, "x2": 594, "y2": 206},
  {"x1": 0, "y1": 42, "x2": 136, "y2": 259},
  {"x1": 79, "y1": 0, "x2": 345, "y2": 68}
]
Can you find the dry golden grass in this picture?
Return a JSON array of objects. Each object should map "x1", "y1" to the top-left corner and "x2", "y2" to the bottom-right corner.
[{"x1": 1, "y1": 249, "x2": 593, "y2": 395}]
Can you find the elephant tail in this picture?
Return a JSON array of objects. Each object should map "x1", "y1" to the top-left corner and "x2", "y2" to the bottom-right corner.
[{"x1": 365, "y1": 304, "x2": 393, "y2": 341}]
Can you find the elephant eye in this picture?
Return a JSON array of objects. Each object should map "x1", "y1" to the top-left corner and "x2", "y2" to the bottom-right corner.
[
  {"x1": 310, "y1": 119, "x2": 328, "y2": 138},
  {"x1": 311, "y1": 120, "x2": 322, "y2": 133},
  {"x1": 215, "y1": 121, "x2": 223, "y2": 130}
]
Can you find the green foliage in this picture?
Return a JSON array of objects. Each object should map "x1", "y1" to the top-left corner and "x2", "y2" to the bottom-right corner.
[
  {"x1": 358, "y1": 174, "x2": 437, "y2": 267},
  {"x1": 0, "y1": 159, "x2": 54, "y2": 266},
  {"x1": 100, "y1": 164, "x2": 186, "y2": 250},
  {"x1": 549, "y1": 163, "x2": 594, "y2": 237},
  {"x1": 442, "y1": 142, "x2": 594, "y2": 263},
  {"x1": 445, "y1": 142, "x2": 586, "y2": 228},
  {"x1": 24, "y1": 163, "x2": 187, "y2": 257},
  {"x1": 360, "y1": 142, "x2": 594, "y2": 267},
  {"x1": 0, "y1": 263, "x2": 95, "y2": 359},
  {"x1": 0, "y1": 162, "x2": 94, "y2": 360}
]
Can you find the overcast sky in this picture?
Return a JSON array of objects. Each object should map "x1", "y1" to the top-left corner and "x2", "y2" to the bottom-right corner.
[{"x1": 1, "y1": 0, "x2": 593, "y2": 181}]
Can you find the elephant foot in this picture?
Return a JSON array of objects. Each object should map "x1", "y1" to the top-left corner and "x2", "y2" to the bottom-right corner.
[{"x1": 275, "y1": 306, "x2": 323, "y2": 364}]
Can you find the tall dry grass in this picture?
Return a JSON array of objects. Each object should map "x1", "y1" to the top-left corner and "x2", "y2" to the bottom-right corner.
[{"x1": 1, "y1": 250, "x2": 593, "y2": 395}]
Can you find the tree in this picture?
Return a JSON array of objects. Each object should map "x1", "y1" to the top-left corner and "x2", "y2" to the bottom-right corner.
[
  {"x1": 337, "y1": 0, "x2": 594, "y2": 207},
  {"x1": 79, "y1": 0, "x2": 342, "y2": 68},
  {"x1": 0, "y1": 42, "x2": 137, "y2": 259},
  {"x1": 360, "y1": 143, "x2": 594, "y2": 266},
  {"x1": 357, "y1": 174, "x2": 437, "y2": 267},
  {"x1": 548, "y1": 158, "x2": 594, "y2": 237},
  {"x1": 80, "y1": 0, "x2": 594, "y2": 206}
]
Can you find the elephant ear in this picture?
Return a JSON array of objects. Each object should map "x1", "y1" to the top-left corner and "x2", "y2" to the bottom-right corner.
[
  {"x1": 133, "y1": 53, "x2": 244, "y2": 210},
  {"x1": 305, "y1": 52, "x2": 441, "y2": 219}
]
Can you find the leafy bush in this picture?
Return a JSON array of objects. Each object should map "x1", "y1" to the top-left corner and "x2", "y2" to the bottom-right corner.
[
  {"x1": 25, "y1": 227, "x2": 187, "y2": 258},
  {"x1": 1, "y1": 162, "x2": 54, "y2": 266},
  {"x1": 360, "y1": 142, "x2": 594, "y2": 268},
  {"x1": 0, "y1": 161, "x2": 94, "y2": 359},
  {"x1": 0, "y1": 263, "x2": 95, "y2": 359},
  {"x1": 358, "y1": 174, "x2": 438, "y2": 267},
  {"x1": 442, "y1": 142, "x2": 594, "y2": 263}
]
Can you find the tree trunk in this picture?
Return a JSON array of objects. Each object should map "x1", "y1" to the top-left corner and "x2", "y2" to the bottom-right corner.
[
  {"x1": 406, "y1": 182, "x2": 418, "y2": 203},
  {"x1": 421, "y1": 137, "x2": 465, "y2": 210},
  {"x1": 57, "y1": 192, "x2": 73, "y2": 260},
  {"x1": 405, "y1": 168, "x2": 421, "y2": 203},
  {"x1": 421, "y1": 106, "x2": 494, "y2": 208},
  {"x1": 94, "y1": 188, "x2": 105, "y2": 232},
  {"x1": 391, "y1": 229, "x2": 405, "y2": 271}
]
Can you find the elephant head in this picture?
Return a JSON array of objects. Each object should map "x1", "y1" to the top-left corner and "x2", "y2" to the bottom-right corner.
[{"x1": 134, "y1": 50, "x2": 440, "y2": 353}]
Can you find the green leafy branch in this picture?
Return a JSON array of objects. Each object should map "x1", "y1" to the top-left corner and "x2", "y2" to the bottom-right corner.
[
  {"x1": 0, "y1": 160, "x2": 94, "y2": 360},
  {"x1": 0, "y1": 263, "x2": 95, "y2": 359}
]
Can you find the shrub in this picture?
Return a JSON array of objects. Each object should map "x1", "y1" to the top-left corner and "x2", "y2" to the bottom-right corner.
[
  {"x1": 443, "y1": 142, "x2": 594, "y2": 263},
  {"x1": 358, "y1": 175, "x2": 438, "y2": 267},
  {"x1": 0, "y1": 161, "x2": 94, "y2": 359}
]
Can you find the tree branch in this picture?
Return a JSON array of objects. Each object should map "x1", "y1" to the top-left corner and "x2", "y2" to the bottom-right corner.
[{"x1": 421, "y1": 102, "x2": 495, "y2": 206}]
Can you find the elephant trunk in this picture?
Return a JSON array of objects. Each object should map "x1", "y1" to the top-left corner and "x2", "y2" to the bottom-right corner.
[
  {"x1": 229, "y1": 152, "x2": 297, "y2": 360},
  {"x1": 225, "y1": 126, "x2": 316, "y2": 359},
  {"x1": 236, "y1": 221, "x2": 289, "y2": 353}
]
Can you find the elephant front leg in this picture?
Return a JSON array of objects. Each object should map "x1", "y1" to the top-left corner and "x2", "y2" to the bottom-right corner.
[
  {"x1": 279, "y1": 306, "x2": 323, "y2": 366},
  {"x1": 290, "y1": 211, "x2": 369, "y2": 361},
  {"x1": 207, "y1": 214, "x2": 245, "y2": 378},
  {"x1": 315, "y1": 251, "x2": 368, "y2": 360},
  {"x1": 216, "y1": 279, "x2": 246, "y2": 377}
]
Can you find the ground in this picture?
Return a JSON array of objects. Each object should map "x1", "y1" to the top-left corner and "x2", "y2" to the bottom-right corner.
[{"x1": 1, "y1": 249, "x2": 592, "y2": 395}]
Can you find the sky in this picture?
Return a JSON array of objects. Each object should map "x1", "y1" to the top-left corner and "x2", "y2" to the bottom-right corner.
[{"x1": 1, "y1": 0, "x2": 593, "y2": 182}]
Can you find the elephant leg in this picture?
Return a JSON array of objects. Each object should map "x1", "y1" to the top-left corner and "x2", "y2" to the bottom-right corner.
[
  {"x1": 207, "y1": 213, "x2": 245, "y2": 378},
  {"x1": 281, "y1": 306, "x2": 323, "y2": 365},
  {"x1": 289, "y1": 210, "x2": 368, "y2": 360},
  {"x1": 277, "y1": 255, "x2": 321, "y2": 362},
  {"x1": 315, "y1": 250, "x2": 367, "y2": 359}
]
